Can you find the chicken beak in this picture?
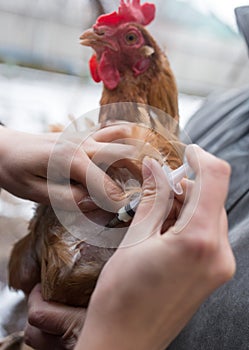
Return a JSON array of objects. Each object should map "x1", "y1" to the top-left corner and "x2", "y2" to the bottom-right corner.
[
  {"x1": 80, "y1": 28, "x2": 118, "y2": 51},
  {"x1": 80, "y1": 29, "x2": 99, "y2": 47}
]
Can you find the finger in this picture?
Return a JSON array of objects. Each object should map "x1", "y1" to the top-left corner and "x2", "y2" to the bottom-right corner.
[
  {"x1": 81, "y1": 138, "x2": 143, "y2": 181},
  {"x1": 71, "y1": 149, "x2": 127, "y2": 212},
  {"x1": 24, "y1": 324, "x2": 62, "y2": 350},
  {"x1": 175, "y1": 178, "x2": 194, "y2": 203},
  {"x1": 110, "y1": 159, "x2": 142, "y2": 182},
  {"x1": 28, "y1": 285, "x2": 85, "y2": 336},
  {"x1": 186, "y1": 144, "x2": 231, "y2": 210},
  {"x1": 86, "y1": 142, "x2": 139, "y2": 168},
  {"x1": 161, "y1": 197, "x2": 183, "y2": 232},
  {"x1": 80, "y1": 135, "x2": 137, "y2": 160},
  {"x1": 87, "y1": 140, "x2": 151, "y2": 183},
  {"x1": 27, "y1": 285, "x2": 63, "y2": 335},
  {"x1": 48, "y1": 144, "x2": 127, "y2": 211},
  {"x1": 188, "y1": 145, "x2": 230, "y2": 214},
  {"x1": 92, "y1": 124, "x2": 132, "y2": 142},
  {"x1": 174, "y1": 145, "x2": 231, "y2": 231},
  {"x1": 160, "y1": 179, "x2": 194, "y2": 233},
  {"x1": 121, "y1": 157, "x2": 172, "y2": 246},
  {"x1": 26, "y1": 176, "x2": 96, "y2": 211}
]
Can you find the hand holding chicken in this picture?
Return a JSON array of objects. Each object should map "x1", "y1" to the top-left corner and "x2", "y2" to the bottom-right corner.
[{"x1": 25, "y1": 146, "x2": 235, "y2": 350}]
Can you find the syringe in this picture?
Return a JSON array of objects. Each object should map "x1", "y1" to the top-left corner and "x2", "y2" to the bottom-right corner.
[{"x1": 105, "y1": 162, "x2": 191, "y2": 228}]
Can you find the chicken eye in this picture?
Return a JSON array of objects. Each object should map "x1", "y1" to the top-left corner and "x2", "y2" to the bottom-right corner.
[{"x1": 125, "y1": 32, "x2": 138, "y2": 45}]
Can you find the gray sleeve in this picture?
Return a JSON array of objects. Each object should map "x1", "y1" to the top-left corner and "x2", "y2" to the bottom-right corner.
[
  {"x1": 181, "y1": 86, "x2": 249, "y2": 212},
  {"x1": 167, "y1": 86, "x2": 249, "y2": 350}
]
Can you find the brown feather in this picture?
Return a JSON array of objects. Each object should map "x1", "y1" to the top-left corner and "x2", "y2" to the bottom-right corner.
[
  {"x1": 9, "y1": 16, "x2": 183, "y2": 307},
  {"x1": 99, "y1": 25, "x2": 179, "y2": 124}
]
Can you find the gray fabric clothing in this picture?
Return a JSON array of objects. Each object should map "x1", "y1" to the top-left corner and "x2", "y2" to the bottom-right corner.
[
  {"x1": 235, "y1": 6, "x2": 249, "y2": 53},
  {"x1": 167, "y1": 86, "x2": 249, "y2": 350},
  {"x1": 183, "y1": 86, "x2": 249, "y2": 214},
  {"x1": 168, "y1": 7, "x2": 249, "y2": 348},
  {"x1": 168, "y1": 6, "x2": 249, "y2": 350}
]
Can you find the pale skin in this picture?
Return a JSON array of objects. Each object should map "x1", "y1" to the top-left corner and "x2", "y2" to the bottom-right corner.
[
  {"x1": 0, "y1": 125, "x2": 135, "y2": 211},
  {"x1": 24, "y1": 145, "x2": 236, "y2": 350}
]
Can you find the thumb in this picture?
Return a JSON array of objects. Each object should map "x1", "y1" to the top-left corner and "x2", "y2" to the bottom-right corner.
[
  {"x1": 121, "y1": 157, "x2": 172, "y2": 246},
  {"x1": 27, "y1": 284, "x2": 85, "y2": 336}
]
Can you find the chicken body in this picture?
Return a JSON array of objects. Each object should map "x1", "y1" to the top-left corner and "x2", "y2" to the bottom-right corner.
[
  {"x1": 9, "y1": 0, "x2": 183, "y2": 307},
  {"x1": 9, "y1": 205, "x2": 116, "y2": 306}
]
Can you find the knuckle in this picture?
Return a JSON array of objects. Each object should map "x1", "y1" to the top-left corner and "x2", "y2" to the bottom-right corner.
[
  {"x1": 180, "y1": 221, "x2": 217, "y2": 262},
  {"x1": 109, "y1": 124, "x2": 132, "y2": 139},
  {"x1": 28, "y1": 307, "x2": 45, "y2": 328},
  {"x1": 72, "y1": 151, "x2": 85, "y2": 169},
  {"x1": 142, "y1": 179, "x2": 165, "y2": 203},
  {"x1": 188, "y1": 145, "x2": 231, "y2": 180},
  {"x1": 217, "y1": 262, "x2": 236, "y2": 284},
  {"x1": 26, "y1": 187, "x2": 47, "y2": 205},
  {"x1": 24, "y1": 331, "x2": 32, "y2": 347},
  {"x1": 55, "y1": 141, "x2": 73, "y2": 158},
  {"x1": 205, "y1": 158, "x2": 231, "y2": 178},
  {"x1": 210, "y1": 252, "x2": 236, "y2": 286},
  {"x1": 143, "y1": 175, "x2": 165, "y2": 199},
  {"x1": 186, "y1": 235, "x2": 217, "y2": 261},
  {"x1": 142, "y1": 185, "x2": 156, "y2": 198},
  {"x1": 106, "y1": 185, "x2": 124, "y2": 203},
  {"x1": 217, "y1": 159, "x2": 231, "y2": 177}
]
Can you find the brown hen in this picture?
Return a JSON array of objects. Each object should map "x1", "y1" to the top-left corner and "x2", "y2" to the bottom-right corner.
[{"x1": 9, "y1": 0, "x2": 183, "y2": 308}]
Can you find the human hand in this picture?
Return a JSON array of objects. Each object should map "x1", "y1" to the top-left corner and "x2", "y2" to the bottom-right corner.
[
  {"x1": 0, "y1": 125, "x2": 135, "y2": 210},
  {"x1": 25, "y1": 284, "x2": 85, "y2": 350},
  {"x1": 76, "y1": 144, "x2": 235, "y2": 350}
]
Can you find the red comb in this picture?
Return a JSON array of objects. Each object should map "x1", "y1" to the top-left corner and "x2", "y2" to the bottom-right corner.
[{"x1": 94, "y1": 0, "x2": 156, "y2": 28}]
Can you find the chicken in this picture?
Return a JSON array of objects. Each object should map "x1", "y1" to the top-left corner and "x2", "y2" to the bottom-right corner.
[
  {"x1": 8, "y1": 0, "x2": 183, "y2": 309},
  {"x1": 81, "y1": 0, "x2": 178, "y2": 119},
  {"x1": 80, "y1": 0, "x2": 182, "y2": 168}
]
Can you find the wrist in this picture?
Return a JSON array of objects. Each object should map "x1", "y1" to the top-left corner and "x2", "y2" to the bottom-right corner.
[
  {"x1": 0, "y1": 126, "x2": 15, "y2": 186},
  {"x1": 0, "y1": 125, "x2": 11, "y2": 159},
  {"x1": 0, "y1": 125, "x2": 6, "y2": 159},
  {"x1": 76, "y1": 284, "x2": 160, "y2": 350}
]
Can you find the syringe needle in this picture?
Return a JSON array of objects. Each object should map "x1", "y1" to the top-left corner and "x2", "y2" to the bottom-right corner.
[{"x1": 105, "y1": 162, "x2": 192, "y2": 228}]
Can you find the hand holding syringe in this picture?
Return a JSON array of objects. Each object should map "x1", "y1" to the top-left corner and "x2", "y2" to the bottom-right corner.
[{"x1": 106, "y1": 161, "x2": 192, "y2": 228}]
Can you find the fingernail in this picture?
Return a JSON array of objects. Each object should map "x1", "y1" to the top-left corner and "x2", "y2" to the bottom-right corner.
[{"x1": 78, "y1": 197, "x2": 97, "y2": 211}]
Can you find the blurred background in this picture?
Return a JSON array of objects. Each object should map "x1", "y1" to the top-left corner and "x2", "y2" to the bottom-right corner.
[
  {"x1": 0, "y1": 0, "x2": 249, "y2": 341},
  {"x1": 0, "y1": 0, "x2": 249, "y2": 131}
]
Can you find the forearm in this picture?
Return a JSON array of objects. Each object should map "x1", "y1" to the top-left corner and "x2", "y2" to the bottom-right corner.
[
  {"x1": 75, "y1": 280, "x2": 210, "y2": 350},
  {"x1": 75, "y1": 149, "x2": 235, "y2": 350},
  {"x1": 24, "y1": 146, "x2": 235, "y2": 350},
  {"x1": 75, "y1": 295, "x2": 167, "y2": 350},
  {"x1": 0, "y1": 124, "x2": 134, "y2": 207},
  {"x1": 0, "y1": 124, "x2": 8, "y2": 152},
  {"x1": 0, "y1": 126, "x2": 52, "y2": 198},
  {"x1": 75, "y1": 291, "x2": 153, "y2": 350},
  {"x1": 0, "y1": 125, "x2": 3, "y2": 187},
  {"x1": 0, "y1": 126, "x2": 13, "y2": 187}
]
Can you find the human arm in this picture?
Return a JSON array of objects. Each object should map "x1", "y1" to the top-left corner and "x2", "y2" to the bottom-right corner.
[
  {"x1": 0, "y1": 125, "x2": 133, "y2": 210},
  {"x1": 25, "y1": 145, "x2": 235, "y2": 350},
  {"x1": 76, "y1": 144, "x2": 235, "y2": 350},
  {"x1": 24, "y1": 284, "x2": 85, "y2": 350}
]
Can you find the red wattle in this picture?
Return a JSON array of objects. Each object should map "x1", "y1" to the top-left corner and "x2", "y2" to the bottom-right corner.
[
  {"x1": 89, "y1": 54, "x2": 101, "y2": 83},
  {"x1": 99, "y1": 52, "x2": 120, "y2": 90}
]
